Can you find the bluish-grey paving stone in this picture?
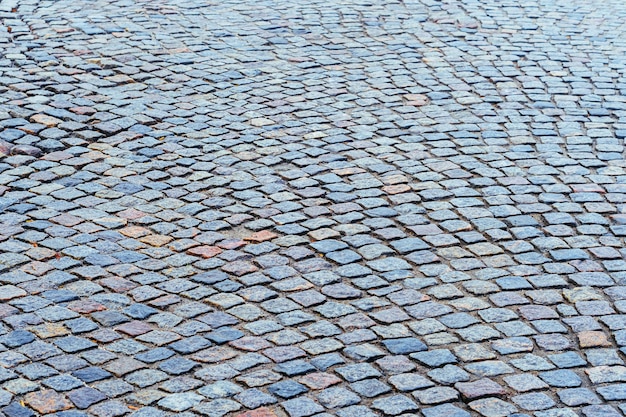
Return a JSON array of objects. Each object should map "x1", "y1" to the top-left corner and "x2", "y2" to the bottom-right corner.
[
  {"x1": 281, "y1": 397, "x2": 324, "y2": 417},
  {"x1": 371, "y1": 395, "x2": 418, "y2": 415},
  {"x1": 596, "y1": 384, "x2": 626, "y2": 401},
  {"x1": 335, "y1": 364, "x2": 381, "y2": 382},
  {"x1": 134, "y1": 348, "x2": 174, "y2": 364},
  {"x1": 336, "y1": 405, "x2": 377, "y2": 417},
  {"x1": 503, "y1": 374, "x2": 549, "y2": 392},
  {"x1": 422, "y1": 403, "x2": 471, "y2": 417},
  {"x1": 535, "y1": 408, "x2": 578, "y2": 417},
  {"x1": 233, "y1": 389, "x2": 277, "y2": 409},
  {"x1": 268, "y1": 380, "x2": 308, "y2": 399},
  {"x1": 128, "y1": 407, "x2": 165, "y2": 417},
  {"x1": 350, "y1": 379, "x2": 391, "y2": 398},
  {"x1": 410, "y1": 349, "x2": 457, "y2": 367},
  {"x1": 3, "y1": 402, "x2": 36, "y2": 417},
  {"x1": 71, "y1": 368, "x2": 111, "y2": 383},
  {"x1": 41, "y1": 375, "x2": 83, "y2": 392},
  {"x1": 539, "y1": 370, "x2": 582, "y2": 387},
  {"x1": 156, "y1": 393, "x2": 203, "y2": 412},
  {"x1": 469, "y1": 398, "x2": 518, "y2": 416},
  {"x1": 548, "y1": 352, "x2": 587, "y2": 368},
  {"x1": 0, "y1": 331, "x2": 36, "y2": 348},
  {"x1": 273, "y1": 360, "x2": 316, "y2": 376},
  {"x1": 512, "y1": 393, "x2": 556, "y2": 411},
  {"x1": 193, "y1": 399, "x2": 241, "y2": 417},
  {"x1": 67, "y1": 387, "x2": 106, "y2": 409},
  {"x1": 317, "y1": 387, "x2": 360, "y2": 408},
  {"x1": 585, "y1": 349, "x2": 624, "y2": 366},
  {"x1": 413, "y1": 386, "x2": 459, "y2": 404},
  {"x1": 382, "y1": 338, "x2": 427, "y2": 354},
  {"x1": 581, "y1": 405, "x2": 622, "y2": 417},
  {"x1": 158, "y1": 357, "x2": 198, "y2": 375},
  {"x1": 557, "y1": 388, "x2": 602, "y2": 406},
  {"x1": 0, "y1": 390, "x2": 12, "y2": 407},
  {"x1": 428, "y1": 365, "x2": 471, "y2": 385}
]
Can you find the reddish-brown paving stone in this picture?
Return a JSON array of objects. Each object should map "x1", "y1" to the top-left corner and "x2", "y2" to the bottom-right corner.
[
  {"x1": 116, "y1": 321, "x2": 153, "y2": 336},
  {"x1": 69, "y1": 106, "x2": 96, "y2": 115},
  {"x1": 235, "y1": 408, "x2": 280, "y2": 417},
  {"x1": 0, "y1": 304, "x2": 19, "y2": 318},
  {"x1": 91, "y1": 328, "x2": 123, "y2": 343},
  {"x1": 24, "y1": 390, "x2": 72, "y2": 414},
  {"x1": 30, "y1": 323, "x2": 70, "y2": 339},
  {"x1": 298, "y1": 372, "x2": 342, "y2": 390},
  {"x1": 50, "y1": 213, "x2": 84, "y2": 227},
  {"x1": 140, "y1": 235, "x2": 173, "y2": 246},
  {"x1": 244, "y1": 230, "x2": 278, "y2": 242},
  {"x1": 456, "y1": 378, "x2": 508, "y2": 400},
  {"x1": 383, "y1": 184, "x2": 411, "y2": 194},
  {"x1": 31, "y1": 114, "x2": 62, "y2": 127},
  {"x1": 571, "y1": 184, "x2": 605, "y2": 193},
  {"x1": 67, "y1": 300, "x2": 107, "y2": 314},
  {"x1": 222, "y1": 261, "x2": 258, "y2": 276},
  {"x1": 229, "y1": 336, "x2": 272, "y2": 351},
  {"x1": 104, "y1": 358, "x2": 147, "y2": 377},
  {"x1": 149, "y1": 294, "x2": 181, "y2": 308},
  {"x1": 578, "y1": 331, "x2": 612, "y2": 348},
  {"x1": 119, "y1": 226, "x2": 151, "y2": 238},
  {"x1": 187, "y1": 245, "x2": 223, "y2": 258},
  {"x1": 99, "y1": 277, "x2": 137, "y2": 292},
  {"x1": 42, "y1": 151, "x2": 73, "y2": 161},
  {"x1": 192, "y1": 346, "x2": 239, "y2": 363},
  {"x1": 0, "y1": 285, "x2": 27, "y2": 301},
  {"x1": 263, "y1": 346, "x2": 307, "y2": 362},
  {"x1": 20, "y1": 261, "x2": 54, "y2": 276},
  {"x1": 117, "y1": 208, "x2": 147, "y2": 220},
  {"x1": 218, "y1": 239, "x2": 248, "y2": 249}
]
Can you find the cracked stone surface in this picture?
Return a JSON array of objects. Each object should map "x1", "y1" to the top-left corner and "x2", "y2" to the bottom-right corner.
[{"x1": 1, "y1": 0, "x2": 626, "y2": 416}]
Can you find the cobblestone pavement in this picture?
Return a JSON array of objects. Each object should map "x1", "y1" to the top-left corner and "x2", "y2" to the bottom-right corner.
[{"x1": 1, "y1": 0, "x2": 626, "y2": 416}]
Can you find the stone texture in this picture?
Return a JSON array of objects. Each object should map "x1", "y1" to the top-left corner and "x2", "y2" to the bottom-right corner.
[{"x1": 1, "y1": 1, "x2": 625, "y2": 415}]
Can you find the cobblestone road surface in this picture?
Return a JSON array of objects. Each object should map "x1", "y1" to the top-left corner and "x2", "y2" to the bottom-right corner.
[{"x1": 1, "y1": 0, "x2": 626, "y2": 416}]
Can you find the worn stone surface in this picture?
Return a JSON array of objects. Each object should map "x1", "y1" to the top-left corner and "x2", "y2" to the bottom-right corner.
[{"x1": 0, "y1": 0, "x2": 626, "y2": 415}]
